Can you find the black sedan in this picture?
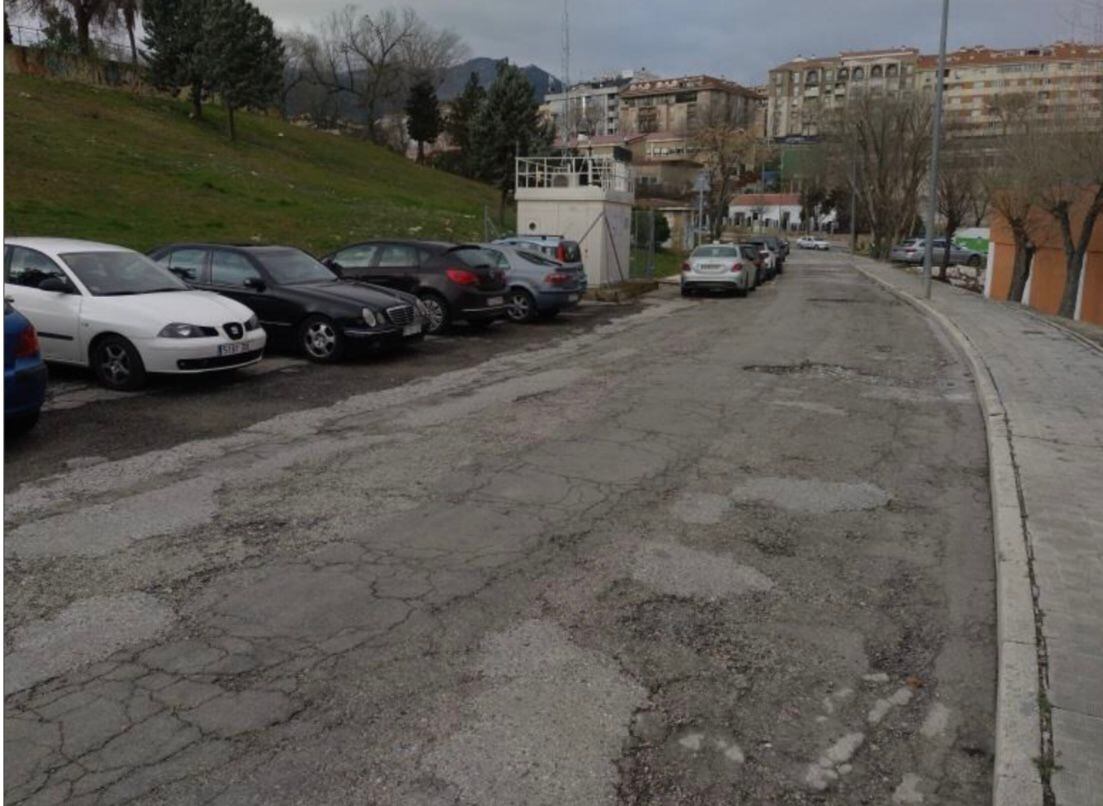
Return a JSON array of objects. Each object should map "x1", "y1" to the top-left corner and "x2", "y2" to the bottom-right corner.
[
  {"x1": 318, "y1": 240, "x2": 510, "y2": 334},
  {"x1": 148, "y1": 244, "x2": 428, "y2": 362}
]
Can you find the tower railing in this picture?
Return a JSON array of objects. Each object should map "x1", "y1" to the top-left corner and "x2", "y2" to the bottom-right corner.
[{"x1": 515, "y1": 156, "x2": 633, "y2": 194}]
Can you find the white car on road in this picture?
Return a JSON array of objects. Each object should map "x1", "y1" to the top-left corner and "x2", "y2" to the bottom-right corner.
[
  {"x1": 796, "y1": 236, "x2": 831, "y2": 251},
  {"x1": 4, "y1": 238, "x2": 267, "y2": 390},
  {"x1": 680, "y1": 243, "x2": 759, "y2": 297}
]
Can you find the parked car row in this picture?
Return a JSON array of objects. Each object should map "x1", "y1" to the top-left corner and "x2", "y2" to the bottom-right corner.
[
  {"x1": 679, "y1": 238, "x2": 785, "y2": 297},
  {"x1": 3, "y1": 234, "x2": 588, "y2": 432}
]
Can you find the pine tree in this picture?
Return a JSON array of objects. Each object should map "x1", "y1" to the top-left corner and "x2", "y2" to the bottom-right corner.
[
  {"x1": 444, "y1": 72, "x2": 485, "y2": 176},
  {"x1": 201, "y1": 0, "x2": 283, "y2": 140},
  {"x1": 143, "y1": 0, "x2": 207, "y2": 118},
  {"x1": 470, "y1": 62, "x2": 553, "y2": 219},
  {"x1": 405, "y1": 77, "x2": 442, "y2": 163}
]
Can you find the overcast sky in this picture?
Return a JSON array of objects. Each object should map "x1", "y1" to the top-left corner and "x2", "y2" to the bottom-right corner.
[{"x1": 253, "y1": 0, "x2": 1080, "y2": 85}]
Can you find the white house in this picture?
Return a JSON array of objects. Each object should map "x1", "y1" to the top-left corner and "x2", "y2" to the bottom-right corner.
[{"x1": 727, "y1": 192, "x2": 837, "y2": 232}]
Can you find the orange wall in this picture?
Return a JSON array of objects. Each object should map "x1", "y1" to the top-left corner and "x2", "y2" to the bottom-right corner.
[{"x1": 988, "y1": 187, "x2": 1103, "y2": 325}]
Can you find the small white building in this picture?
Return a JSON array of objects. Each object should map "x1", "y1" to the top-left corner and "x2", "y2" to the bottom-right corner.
[
  {"x1": 728, "y1": 192, "x2": 837, "y2": 232},
  {"x1": 515, "y1": 156, "x2": 634, "y2": 288}
]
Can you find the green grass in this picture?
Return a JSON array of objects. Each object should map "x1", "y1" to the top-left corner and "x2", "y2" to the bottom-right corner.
[
  {"x1": 653, "y1": 249, "x2": 685, "y2": 278},
  {"x1": 5, "y1": 75, "x2": 506, "y2": 253}
]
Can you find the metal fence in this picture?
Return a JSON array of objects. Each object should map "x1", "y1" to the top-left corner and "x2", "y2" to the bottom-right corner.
[
  {"x1": 629, "y1": 209, "x2": 657, "y2": 278},
  {"x1": 8, "y1": 23, "x2": 142, "y2": 65}
]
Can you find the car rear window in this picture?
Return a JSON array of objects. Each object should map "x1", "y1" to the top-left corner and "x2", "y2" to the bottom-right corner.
[
  {"x1": 692, "y1": 246, "x2": 739, "y2": 258},
  {"x1": 449, "y1": 247, "x2": 492, "y2": 268},
  {"x1": 559, "y1": 241, "x2": 581, "y2": 263}
]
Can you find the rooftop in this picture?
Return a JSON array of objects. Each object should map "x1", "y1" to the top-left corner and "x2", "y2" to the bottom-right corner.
[{"x1": 621, "y1": 75, "x2": 762, "y2": 100}]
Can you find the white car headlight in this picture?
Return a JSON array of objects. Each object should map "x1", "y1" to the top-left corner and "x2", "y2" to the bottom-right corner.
[
  {"x1": 158, "y1": 323, "x2": 216, "y2": 338},
  {"x1": 245, "y1": 314, "x2": 260, "y2": 331},
  {"x1": 362, "y1": 308, "x2": 379, "y2": 327}
]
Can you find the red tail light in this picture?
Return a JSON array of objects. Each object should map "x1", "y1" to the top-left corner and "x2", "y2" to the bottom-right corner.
[
  {"x1": 445, "y1": 268, "x2": 479, "y2": 286},
  {"x1": 731, "y1": 262, "x2": 742, "y2": 273},
  {"x1": 15, "y1": 325, "x2": 40, "y2": 358},
  {"x1": 681, "y1": 262, "x2": 691, "y2": 273},
  {"x1": 544, "y1": 271, "x2": 573, "y2": 286},
  {"x1": 556, "y1": 244, "x2": 567, "y2": 262}
]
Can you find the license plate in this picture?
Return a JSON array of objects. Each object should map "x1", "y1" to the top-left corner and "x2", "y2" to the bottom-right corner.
[
  {"x1": 403, "y1": 324, "x2": 421, "y2": 337},
  {"x1": 568, "y1": 294, "x2": 579, "y2": 302},
  {"x1": 218, "y1": 342, "x2": 247, "y2": 356},
  {"x1": 487, "y1": 296, "x2": 504, "y2": 307}
]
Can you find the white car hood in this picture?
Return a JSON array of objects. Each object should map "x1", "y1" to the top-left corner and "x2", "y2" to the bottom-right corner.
[{"x1": 82, "y1": 290, "x2": 254, "y2": 336}]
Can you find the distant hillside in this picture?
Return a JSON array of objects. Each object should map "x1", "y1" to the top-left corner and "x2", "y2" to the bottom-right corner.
[
  {"x1": 4, "y1": 75, "x2": 503, "y2": 252},
  {"x1": 439, "y1": 58, "x2": 562, "y2": 102}
]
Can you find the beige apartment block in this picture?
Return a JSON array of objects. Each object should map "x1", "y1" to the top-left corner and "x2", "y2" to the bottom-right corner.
[
  {"x1": 620, "y1": 75, "x2": 762, "y2": 135},
  {"x1": 766, "y1": 41, "x2": 1103, "y2": 139}
]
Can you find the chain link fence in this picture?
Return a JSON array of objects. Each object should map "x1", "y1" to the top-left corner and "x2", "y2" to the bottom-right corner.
[{"x1": 630, "y1": 209, "x2": 657, "y2": 279}]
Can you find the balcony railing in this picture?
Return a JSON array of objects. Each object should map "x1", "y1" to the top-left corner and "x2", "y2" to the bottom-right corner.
[{"x1": 515, "y1": 156, "x2": 633, "y2": 194}]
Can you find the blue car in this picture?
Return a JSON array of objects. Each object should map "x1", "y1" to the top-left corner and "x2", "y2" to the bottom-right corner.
[
  {"x1": 4, "y1": 301, "x2": 48, "y2": 434},
  {"x1": 478, "y1": 243, "x2": 586, "y2": 323}
]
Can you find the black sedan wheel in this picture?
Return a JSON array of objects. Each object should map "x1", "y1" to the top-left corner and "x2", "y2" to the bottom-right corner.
[
  {"x1": 418, "y1": 292, "x2": 451, "y2": 335},
  {"x1": 92, "y1": 335, "x2": 147, "y2": 390},
  {"x1": 506, "y1": 288, "x2": 537, "y2": 323},
  {"x1": 300, "y1": 315, "x2": 344, "y2": 363}
]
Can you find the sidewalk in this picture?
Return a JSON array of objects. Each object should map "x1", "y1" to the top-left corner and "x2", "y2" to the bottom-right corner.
[{"x1": 849, "y1": 257, "x2": 1103, "y2": 806}]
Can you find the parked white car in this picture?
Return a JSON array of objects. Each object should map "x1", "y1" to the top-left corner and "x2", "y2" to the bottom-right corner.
[
  {"x1": 4, "y1": 238, "x2": 267, "y2": 390},
  {"x1": 796, "y1": 236, "x2": 831, "y2": 251},
  {"x1": 680, "y1": 243, "x2": 758, "y2": 297}
]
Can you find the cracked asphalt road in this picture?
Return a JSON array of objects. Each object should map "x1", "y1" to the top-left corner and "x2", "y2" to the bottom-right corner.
[{"x1": 4, "y1": 252, "x2": 996, "y2": 805}]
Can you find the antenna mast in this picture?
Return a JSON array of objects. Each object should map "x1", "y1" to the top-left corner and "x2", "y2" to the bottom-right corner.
[{"x1": 561, "y1": 0, "x2": 570, "y2": 146}]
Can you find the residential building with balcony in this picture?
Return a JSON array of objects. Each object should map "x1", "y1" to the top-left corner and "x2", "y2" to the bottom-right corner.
[
  {"x1": 541, "y1": 69, "x2": 660, "y2": 138},
  {"x1": 620, "y1": 75, "x2": 762, "y2": 135},
  {"x1": 765, "y1": 42, "x2": 1103, "y2": 140},
  {"x1": 919, "y1": 42, "x2": 1103, "y2": 134},
  {"x1": 766, "y1": 47, "x2": 922, "y2": 139}
]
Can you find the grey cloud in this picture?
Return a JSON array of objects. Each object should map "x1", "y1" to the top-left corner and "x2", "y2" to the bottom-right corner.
[{"x1": 255, "y1": 0, "x2": 1065, "y2": 85}]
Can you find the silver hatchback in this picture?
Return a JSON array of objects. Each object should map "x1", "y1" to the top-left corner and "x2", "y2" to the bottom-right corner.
[{"x1": 680, "y1": 244, "x2": 757, "y2": 297}]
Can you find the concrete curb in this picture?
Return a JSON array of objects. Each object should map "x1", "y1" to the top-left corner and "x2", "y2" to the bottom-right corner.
[{"x1": 849, "y1": 261, "x2": 1045, "y2": 806}]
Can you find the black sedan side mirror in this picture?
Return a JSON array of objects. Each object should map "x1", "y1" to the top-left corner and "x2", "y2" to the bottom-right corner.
[
  {"x1": 243, "y1": 277, "x2": 266, "y2": 291},
  {"x1": 323, "y1": 258, "x2": 343, "y2": 277},
  {"x1": 39, "y1": 276, "x2": 73, "y2": 293}
]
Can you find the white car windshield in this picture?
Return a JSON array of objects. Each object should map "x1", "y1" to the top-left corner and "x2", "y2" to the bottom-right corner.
[{"x1": 61, "y1": 251, "x2": 189, "y2": 296}]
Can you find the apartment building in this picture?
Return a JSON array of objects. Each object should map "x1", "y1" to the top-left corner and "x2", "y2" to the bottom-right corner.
[
  {"x1": 619, "y1": 75, "x2": 762, "y2": 134},
  {"x1": 541, "y1": 69, "x2": 659, "y2": 138},
  {"x1": 920, "y1": 42, "x2": 1103, "y2": 132},
  {"x1": 766, "y1": 42, "x2": 1103, "y2": 139},
  {"x1": 766, "y1": 47, "x2": 922, "y2": 138}
]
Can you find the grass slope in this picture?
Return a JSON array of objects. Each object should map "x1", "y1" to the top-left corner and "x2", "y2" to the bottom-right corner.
[{"x1": 5, "y1": 74, "x2": 503, "y2": 253}]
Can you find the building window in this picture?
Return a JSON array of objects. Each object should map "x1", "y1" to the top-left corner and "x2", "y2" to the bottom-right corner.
[
  {"x1": 838, "y1": 68, "x2": 849, "y2": 81},
  {"x1": 886, "y1": 64, "x2": 899, "y2": 78},
  {"x1": 806, "y1": 69, "x2": 819, "y2": 85},
  {"x1": 871, "y1": 65, "x2": 883, "y2": 79},
  {"x1": 852, "y1": 67, "x2": 865, "y2": 81}
]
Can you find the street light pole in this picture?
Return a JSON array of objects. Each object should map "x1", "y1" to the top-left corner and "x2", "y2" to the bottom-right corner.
[{"x1": 922, "y1": 0, "x2": 950, "y2": 300}]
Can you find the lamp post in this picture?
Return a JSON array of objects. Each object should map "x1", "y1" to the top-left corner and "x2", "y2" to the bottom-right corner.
[{"x1": 922, "y1": 0, "x2": 950, "y2": 299}]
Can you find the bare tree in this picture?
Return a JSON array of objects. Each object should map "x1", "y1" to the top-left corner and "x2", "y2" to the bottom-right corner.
[
  {"x1": 301, "y1": 5, "x2": 464, "y2": 144},
  {"x1": 691, "y1": 103, "x2": 766, "y2": 239},
  {"x1": 824, "y1": 89, "x2": 932, "y2": 259},
  {"x1": 935, "y1": 125, "x2": 984, "y2": 280},
  {"x1": 1031, "y1": 106, "x2": 1103, "y2": 318}
]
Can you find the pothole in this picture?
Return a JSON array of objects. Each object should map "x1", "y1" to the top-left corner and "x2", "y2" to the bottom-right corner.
[
  {"x1": 632, "y1": 542, "x2": 775, "y2": 599},
  {"x1": 742, "y1": 361, "x2": 893, "y2": 385},
  {"x1": 731, "y1": 477, "x2": 891, "y2": 513}
]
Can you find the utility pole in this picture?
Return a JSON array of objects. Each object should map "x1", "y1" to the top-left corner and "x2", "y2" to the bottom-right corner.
[
  {"x1": 849, "y1": 148, "x2": 858, "y2": 253},
  {"x1": 922, "y1": 0, "x2": 950, "y2": 300}
]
